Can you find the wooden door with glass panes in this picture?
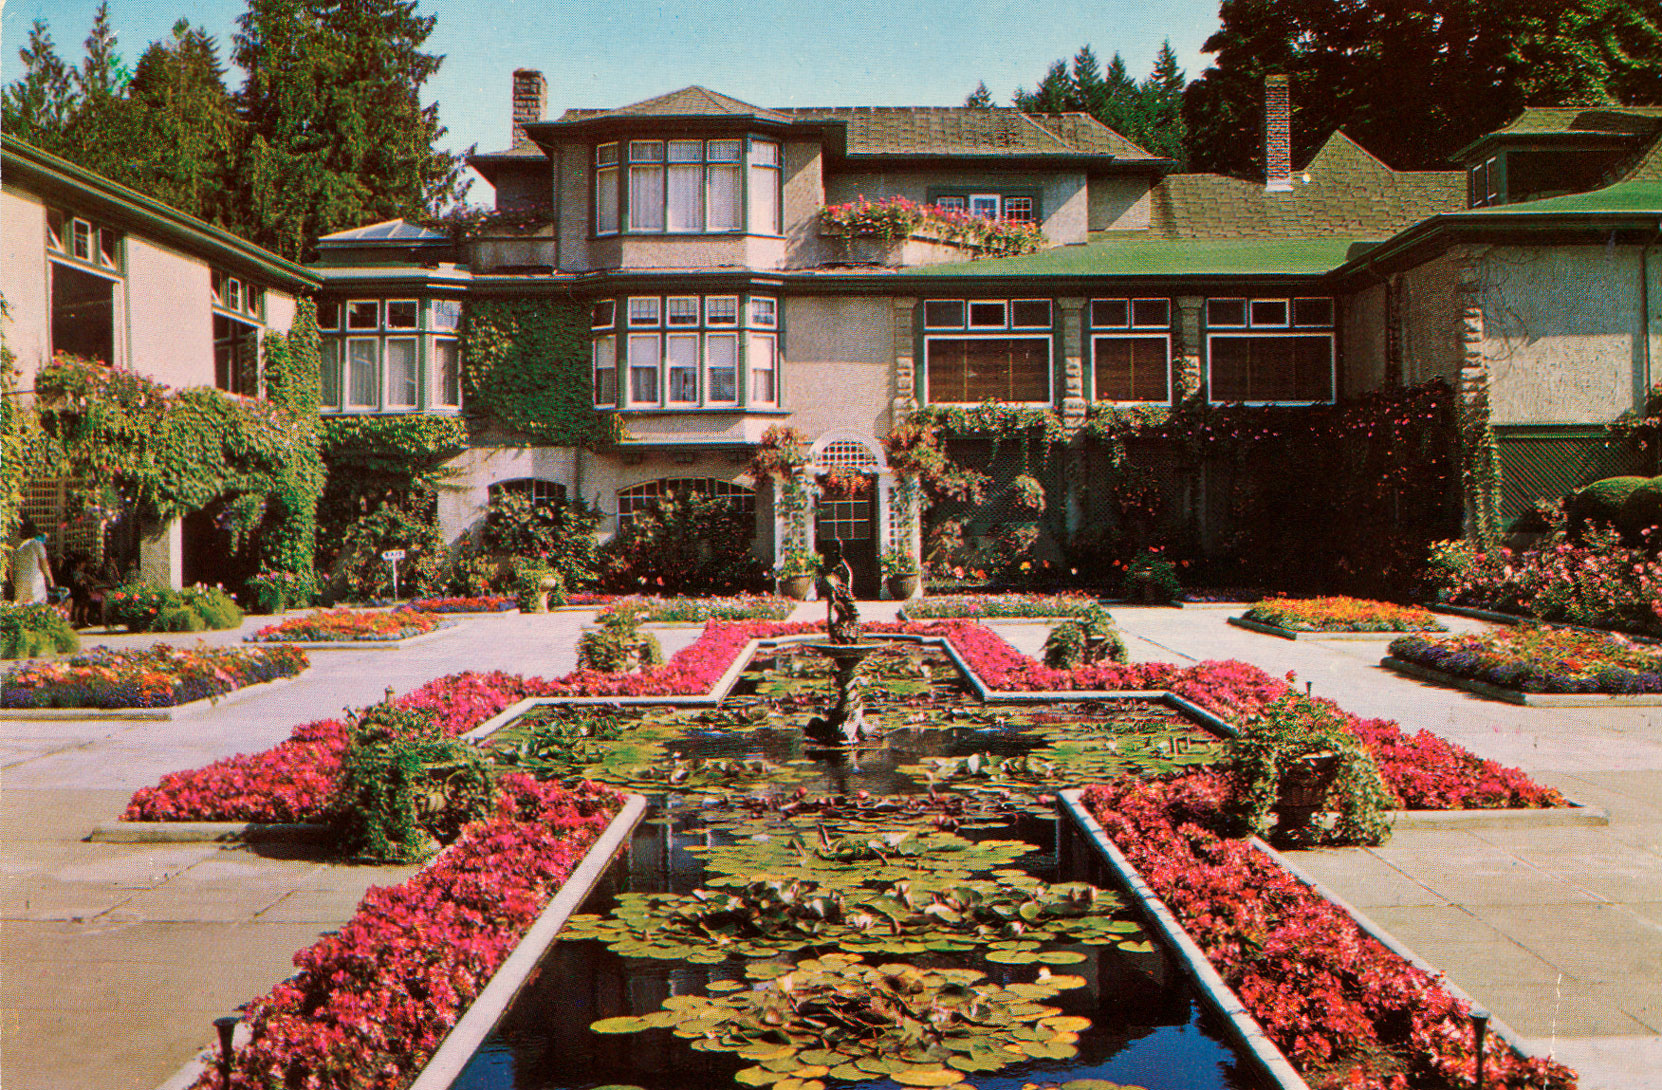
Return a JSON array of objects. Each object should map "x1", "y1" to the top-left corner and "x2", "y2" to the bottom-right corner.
[{"x1": 814, "y1": 492, "x2": 879, "y2": 599}]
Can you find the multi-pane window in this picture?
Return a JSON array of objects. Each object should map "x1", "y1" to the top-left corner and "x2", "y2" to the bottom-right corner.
[
  {"x1": 1206, "y1": 296, "x2": 1335, "y2": 403},
  {"x1": 930, "y1": 191, "x2": 1040, "y2": 222},
  {"x1": 1091, "y1": 297, "x2": 1171, "y2": 403},
  {"x1": 1469, "y1": 156, "x2": 1501, "y2": 208},
  {"x1": 922, "y1": 298, "x2": 1052, "y2": 404},
  {"x1": 593, "y1": 295, "x2": 775, "y2": 409},
  {"x1": 46, "y1": 208, "x2": 123, "y2": 366},
  {"x1": 490, "y1": 477, "x2": 568, "y2": 507},
  {"x1": 595, "y1": 136, "x2": 776, "y2": 235},
  {"x1": 211, "y1": 268, "x2": 267, "y2": 397},
  {"x1": 318, "y1": 297, "x2": 462, "y2": 412},
  {"x1": 616, "y1": 477, "x2": 756, "y2": 528}
]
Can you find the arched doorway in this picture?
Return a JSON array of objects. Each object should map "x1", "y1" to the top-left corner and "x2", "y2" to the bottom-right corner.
[{"x1": 811, "y1": 435, "x2": 885, "y2": 598}]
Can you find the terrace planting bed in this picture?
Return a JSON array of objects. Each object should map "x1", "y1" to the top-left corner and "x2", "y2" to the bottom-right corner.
[
  {"x1": 1385, "y1": 625, "x2": 1662, "y2": 706},
  {"x1": 397, "y1": 596, "x2": 517, "y2": 614},
  {"x1": 247, "y1": 608, "x2": 459, "y2": 650},
  {"x1": 1231, "y1": 597, "x2": 1447, "y2": 641},
  {"x1": 901, "y1": 593, "x2": 1103, "y2": 621},
  {"x1": 0, "y1": 643, "x2": 308, "y2": 719}
]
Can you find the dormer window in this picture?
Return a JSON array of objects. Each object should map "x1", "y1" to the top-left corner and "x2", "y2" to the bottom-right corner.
[{"x1": 595, "y1": 136, "x2": 779, "y2": 237}]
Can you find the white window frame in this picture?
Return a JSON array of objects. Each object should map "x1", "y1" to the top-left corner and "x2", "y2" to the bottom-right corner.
[
  {"x1": 1205, "y1": 331, "x2": 1336, "y2": 406},
  {"x1": 320, "y1": 338, "x2": 344, "y2": 408},
  {"x1": 591, "y1": 300, "x2": 616, "y2": 329},
  {"x1": 1009, "y1": 299, "x2": 1052, "y2": 329},
  {"x1": 936, "y1": 195, "x2": 968, "y2": 213},
  {"x1": 705, "y1": 332, "x2": 740, "y2": 406},
  {"x1": 666, "y1": 296, "x2": 701, "y2": 327},
  {"x1": 666, "y1": 332, "x2": 701, "y2": 405},
  {"x1": 968, "y1": 194, "x2": 1001, "y2": 218},
  {"x1": 432, "y1": 337, "x2": 461, "y2": 408},
  {"x1": 705, "y1": 296, "x2": 739, "y2": 327},
  {"x1": 345, "y1": 299, "x2": 380, "y2": 331},
  {"x1": 593, "y1": 334, "x2": 618, "y2": 407},
  {"x1": 431, "y1": 299, "x2": 462, "y2": 332},
  {"x1": 344, "y1": 336, "x2": 380, "y2": 409},
  {"x1": 382, "y1": 336, "x2": 420, "y2": 408},
  {"x1": 1091, "y1": 333, "x2": 1172, "y2": 405},
  {"x1": 747, "y1": 296, "x2": 777, "y2": 328},
  {"x1": 595, "y1": 142, "x2": 621, "y2": 235},
  {"x1": 921, "y1": 332, "x2": 1053, "y2": 407},
  {"x1": 72, "y1": 218, "x2": 93, "y2": 261},
  {"x1": 966, "y1": 299, "x2": 1008, "y2": 329},
  {"x1": 1002, "y1": 196, "x2": 1036, "y2": 223},
  {"x1": 748, "y1": 332, "x2": 778, "y2": 406},
  {"x1": 923, "y1": 300, "x2": 968, "y2": 330},
  {"x1": 628, "y1": 296, "x2": 661, "y2": 327},
  {"x1": 627, "y1": 332, "x2": 662, "y2": 406}
]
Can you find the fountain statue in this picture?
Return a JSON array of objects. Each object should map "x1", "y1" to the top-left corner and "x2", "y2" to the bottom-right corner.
[{"x1": 803, "y1": 541, "x2": 883, "y2": 746}]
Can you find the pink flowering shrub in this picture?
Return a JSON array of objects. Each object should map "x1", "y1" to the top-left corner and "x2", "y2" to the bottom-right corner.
[
  {"x1": 1084, "y1": 775, "x2": 1578, "y2": 1090},
  {"x1": 192, "y1": 777, "x2": 623, "y2": 1090}
]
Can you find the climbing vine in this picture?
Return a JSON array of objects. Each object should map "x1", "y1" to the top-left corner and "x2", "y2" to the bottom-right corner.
[
  {"x1": 749, "y1": 425, "x2": 812, "y2": 563},
  {"x1": 0, "y1": 297, "x2": 36, "y2": 585},
  {"x1": 461, "y1": 298, "x2": 620, "y2": 447},
  {"x1": 256, "y1": 299, "x2": 325, "y2": 586},
  {"x1": 315, "y1": 413, "x2": 469, "y2": 573}
]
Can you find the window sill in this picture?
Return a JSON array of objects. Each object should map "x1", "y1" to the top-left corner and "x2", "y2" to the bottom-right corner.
[
  {"x1": 592, "y1": 231, "x2": 782, "y2": 241},
  {"x1": 321, "y1": 406, "x2": 462, "y2": 415},
  {"x1": 600, "y1": 406, "x2": 789, "y2": 415}
]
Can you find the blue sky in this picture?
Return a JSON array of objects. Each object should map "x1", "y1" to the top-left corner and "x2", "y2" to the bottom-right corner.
[{"x1": 2, "y1": 0, "x2": 1224, "y2": 198}]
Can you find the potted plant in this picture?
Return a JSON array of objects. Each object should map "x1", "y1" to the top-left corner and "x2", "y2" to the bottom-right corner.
[
  {"x1": 776, "y1": 550, "x2": 819, "y2": 600},
  {"x1": 1225, "y1": 687, "x2": 1394, "y2": 846},
  {"x1": 881, "y1": 547, "x2": 922, "y2": 600},
  {"x1": 1123, "y1": 548, "x2": 1181, "y2": 604}
]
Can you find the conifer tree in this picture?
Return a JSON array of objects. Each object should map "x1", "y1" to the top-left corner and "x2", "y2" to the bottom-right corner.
[
  {"x1": 1, "y1": 21, "x2": 79, "y2": 149},
  {"x1": 964, "y1": 81, "x2": 993, "y2": 108}
]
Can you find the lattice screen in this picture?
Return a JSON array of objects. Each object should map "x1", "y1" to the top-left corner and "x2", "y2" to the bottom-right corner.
[
  {"x1": 19, "y1": 479, "x2": 102, "y2": 558},
  {"x1": 1493, "y1": 429, "x2": 1644, "y2": 530}
]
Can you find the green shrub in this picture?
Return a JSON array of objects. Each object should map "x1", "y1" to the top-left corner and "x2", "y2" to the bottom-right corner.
[
  {"x1": 332, "y1": 502, "x2": 446, "y2": 601},
  {"x1": 478, "y1": 490, "x2": 602, "y2": 589},
  {"x1": 106, "y1": 584, "x2": 243, "y2": 632},
  {"x1": 598, "y1": 490, "x2": 767, "y2": 594},
  {"x1": 576, "y1": 604, "x2": 663, "y2": 673},
  {"x1": 513, "y1": 559, "x2": 562, "y2": 611},
  {"x1": 0, "y1": 603, "x2": 79, "y2": 659},
  {"x1": 1123, "y1": 549, "x2": 1182, "y2": 602},
  {"x1": 1616, "y1": 478, "x2": 1662, "y2": 547},
  {"x1": 327, "y1": 701, "x2": 497, "y2": 863},
  {"x1": 1568, "y1": 476, "x2": 1651, "y2": 538},
  {"x1": 1042, "y1": 603, "x2": 1127, "y2": 668}
]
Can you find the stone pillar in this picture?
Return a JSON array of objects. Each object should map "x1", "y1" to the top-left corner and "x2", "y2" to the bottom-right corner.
[
  {"x1": 1059, "y1": 297, "x2": 1087, "y2": 432},
  {"x1": 1453, "y1": 246, "x2": 1500, "y2": 543},
  {"x1": 139, "y1": 517, "x2": 183, "y2": 589},
  {"x1": 892, "y1": 299, "x2": 917, "y2": 419},
  {"x1": 1174, "y1": 296, "x2": 1204, "y2": 401}
]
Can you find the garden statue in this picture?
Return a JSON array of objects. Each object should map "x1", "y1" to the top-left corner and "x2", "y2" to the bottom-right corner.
[{"x1": 818, "y1": 539, "x2": 861, "y2": 644}]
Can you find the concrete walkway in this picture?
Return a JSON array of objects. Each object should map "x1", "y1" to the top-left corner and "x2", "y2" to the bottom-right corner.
[
  {"x1": 0, "y1": 609, "x2": 601, "y2": 1090},
  {"x1": 4, "y1": 603, "x2": 1658, "y2": 1088},
  {"x1": 1101, "y1": 605, "x2": 1662, "y2": 1090}
]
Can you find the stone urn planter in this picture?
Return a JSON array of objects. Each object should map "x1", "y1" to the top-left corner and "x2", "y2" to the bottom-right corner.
[
  {"x1": 1275, "y1": 751, "x2": 1342, "y2": 838},
  {"x1": 885, "y1": 572, "x2": 921, "y2": 600},
  {"x1": 778, "y1": 575, "x2": 814, "y2": 601}
]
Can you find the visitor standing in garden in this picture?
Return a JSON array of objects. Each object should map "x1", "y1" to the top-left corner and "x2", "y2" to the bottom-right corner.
[{"x1": 11, "y1": 519, "x2": 54, "y2": 605}]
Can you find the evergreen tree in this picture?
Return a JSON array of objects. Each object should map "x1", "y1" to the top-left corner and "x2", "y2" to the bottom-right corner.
[
  {"x1": 964, "y1": 81, "x2": 993, "y2": 108},
  {"x1": 2, "y1": 21, "x2": 79, "y2": 150},
  {"x1": 1015, "y1": 61, "x2": 1079, "y2": 114},
  {"x1": 1002, "y1": 45, "x2": 1187, "y2": 159},
  {"x1": 75, "y1": 2, "x2": 128, "y2": 103},
  {"x1": 233, "y1": 0, "x2": 467, "y2": 259},
  {"x1": 1071, "y1": 46, "x2": 1107, "y2": 118},
  {"x1": 1139, "y1": 40, "x2": 1188, "y2": 166}
]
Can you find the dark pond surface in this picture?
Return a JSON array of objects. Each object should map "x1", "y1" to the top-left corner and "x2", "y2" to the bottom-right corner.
[{"x1": 454, "y1": 642, "x2": 1261, "y2": 1090}]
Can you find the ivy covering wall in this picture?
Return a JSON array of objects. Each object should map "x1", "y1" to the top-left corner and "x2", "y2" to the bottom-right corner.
[{"x1": 460, "y1": 297, "x2": 619, "y2": 447}]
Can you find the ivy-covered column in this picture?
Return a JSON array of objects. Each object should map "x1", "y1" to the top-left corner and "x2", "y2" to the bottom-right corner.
[
  {"x1": 1454, "y1": 247, "x2": 1502, "y2": 545},
  {"x1": 138, "y1": 518, "x2": 183, "y2": 589},
  {"x1": 892, "y1": 299, "x2": 917, "y2": 420},
  {"x1": 1058, "y1": 298, "x2": 1088, "y2": 540}
]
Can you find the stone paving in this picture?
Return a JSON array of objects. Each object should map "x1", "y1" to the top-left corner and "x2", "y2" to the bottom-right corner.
[{"x1": 2, "y1": 601, "x2": 1658, "y2": 1088}]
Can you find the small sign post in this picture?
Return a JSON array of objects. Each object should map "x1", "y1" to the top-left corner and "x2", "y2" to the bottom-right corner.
[{"x1": 382, "y1": 548, "x2": 407, "y2": 601}]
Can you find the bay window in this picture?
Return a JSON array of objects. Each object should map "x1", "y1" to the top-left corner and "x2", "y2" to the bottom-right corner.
[
  {"x1": 318, "y1": 296, "x2": 463, "y2": 412},
  {"x1": 628, "y1": 333, "x2": 661, "y2": 403},
  {"x1": 706, "y1": 333, "x2": 738, "y2": 404},
  {"x1": 667, "y1": 333, "x2": 700, "y2": 403},
  {"x1": 1206, "y1": 296, "x2": 1335, "y2": 403},
  {"x1": 596, "y1": 135, "x2": 776, "y2": 235},
  {"x1": 749, "y1": 333, "x2": 777, "y2": 405},
  {"x1": 433, "y1": 339, "x2": 461, "y2": 407},
  {"x1": 593, "y1": 334, "x2": 618, "y2": 406},
  {"x1": 346, "y1": 338, "x2": 379, "y2": 408}
]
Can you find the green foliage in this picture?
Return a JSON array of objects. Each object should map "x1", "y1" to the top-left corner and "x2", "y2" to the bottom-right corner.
[
  {"x1": 0, "y1": 603, "x2": 79, "y2": 659},
  {"x1": 1182, "y1": 0, "x2": 1662, "y2": 178},
  {"x1": 332, "y1": 501, "x2": 445, "y2": 601},
  {"x1": 599, "y1": 490, "x2": 767, "y2": 594},
  {"x1": 1567, "y1": 475, "x2": 1651, "y2": 537},
  {"x1": 1617, "y1": 478, "x2": 1662, "y2": 545},
  {"x1": 1008, "y1": 42, "x2": 1187, "y2": 166},
  {"x1": 881, "y1": 546, "x2": 920, "y2": 578},
  {"x1": 512, "y1": 559, "x2": 562, "y2": 611},
  {"x1": 258, "y1": 299, "x2": 324, "y2": 587},
  {"x1": 477, "y1": 489, "x2": 602, "y2": 587},
  {"x1": 461, "y1": 298, "x2": 616, "y2": 446},
  {"x1": 107, "y1": 583, "x2": 243, "y2": 632},
  {"x1": 1226, "y1": 689, "x2": 1393, "y2": 847},
  {"x1": 576, "y1": 605, "x2": 664, "y2": 673},
  {"x1": 315, "y1": 413, "x2": 465, "y2": 574},
  {"x1": 1042, "y1": 603, "x2": 1126, "y2": 668},
  {"x1": 329, "y1": 701, "x2": 497, "y2": 863},
  {"x1": 1124, "y1": 549, "x2": 1182, "y2": 602}
]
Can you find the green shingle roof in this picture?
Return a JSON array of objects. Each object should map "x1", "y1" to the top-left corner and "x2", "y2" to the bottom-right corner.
[
  {"x1": 559, "y1": 86, "x2": 792, "y2": 124},
  {"x1": 1148, "y1": 132, "x2": 1464, "y2": 241},
  {"x1": 1489, "y1": 106, "x2": 1662, "y2": 138},
  {"x1": 911, "y1": 237, "x2": 1362, "y2": 278},
  {"x1": 1464, "y1": 180, "x2": 1662, "y2": 215}
]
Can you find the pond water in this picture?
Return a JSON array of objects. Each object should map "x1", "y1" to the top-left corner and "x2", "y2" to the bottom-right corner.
[{"x1": 454, "y1": 640, "x2": 1261, "y2": 1090}]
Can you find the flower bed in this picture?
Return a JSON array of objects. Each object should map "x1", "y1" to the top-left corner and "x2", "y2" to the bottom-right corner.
[
  {"x1": 250, "y1": 608, "x2": 442, "y2": 643},
  {"x1": 902, "y1": 593, "x2": 1099, "y2": 619},
  {"x1": 1389, "y1": 626, "x2": 1662, "y2": 695},
  {"x1": 128, "y1": 620, "x2": 1562, "y2": 824},
  {"x1": 598, "y1": 594, "x2": 795, "y2": 623},
  {"x1": 1083, "y1": 775, "x2": 1576, "y2": 1090},
  {"x1": 1242, "y1": 596, "x2": 1446, "y2": 633},
  {"x1": 396, "y1": 596, "x2": 516, "y2": 614},
  {"x1": 1, "y1": 643, "x2": 307, "y2": 710},
  {"x1": 192, "y1": 777, "x2": 623, "y2": 1090}
]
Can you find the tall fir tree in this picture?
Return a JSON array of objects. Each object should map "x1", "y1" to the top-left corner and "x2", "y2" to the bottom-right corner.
[
  {"x1": 964, "y1": 81, "x2": 993, "y2": 108},
  {"x1": 1139, "y1": 40, "x2": 1187, "y2": 167},
  {"x1": 1004, "y1": 45, "x2": 1187, "y2": 160},
  {"x1": 1, "y1": 21, "x2": 79, "y2": 150},
  {"x1": 233, "y1": 0, "x2": 466, "y2": 259}
]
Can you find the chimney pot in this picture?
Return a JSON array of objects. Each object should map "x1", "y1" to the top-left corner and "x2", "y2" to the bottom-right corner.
[
  {"x1": 512, "y1": 68, "x2": 547, "y2": 146},
  {"x1": 1264, "y1": 74, "x2": 1293, "y2": 193}
]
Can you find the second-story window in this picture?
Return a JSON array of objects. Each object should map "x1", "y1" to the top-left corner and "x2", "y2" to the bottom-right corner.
[
  {"x1": 318, "y1": 297, "x2": 461, "y2": 413},
  {"x1": 46, "y1": 208, "x2": 124, "y2": 367},
  {"x1": 593, "y1": 293, "x2": 773, "y2": 409},
  {"x1": 212, "y1": 269, "x2": 266, "y2": 397},
  {"x1": 597, "y1": 137, "x2": 778, "y2": 236}
]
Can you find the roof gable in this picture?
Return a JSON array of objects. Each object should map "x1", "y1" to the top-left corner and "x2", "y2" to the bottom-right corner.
[
  {"x1": 558, "y1": 85, "x2": 789, "y2": 124},
  {"x1": 317, "y1": 218, "x2": 448, "y2": 244}
]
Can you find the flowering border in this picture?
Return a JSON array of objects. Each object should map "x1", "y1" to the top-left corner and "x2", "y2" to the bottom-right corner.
[
  {"x1": 396, "y1": 596, "x2": 516, "y2": 614},
  {"x1": 185, "y1": 778, "x2": 626, "y2": 1090},
  {"x1": 249, "y1": 609, "x2": 444, "y2": 643},
  {"x1": 1, "y1": 643, "x2": 308, "y2": 710},
  {"x1": 1388, "y1": 626, "x2": 1662, "y2": 696},
  {"x1": 1080, "y1": 775, "x2": 1576, "y2": 1090},
  {"x1": 1242, "y1": 597, "x2": 1446, "y2": 634},
  {"x1": 901, "y1": 593, "x2": 1099, "y2": 620}
]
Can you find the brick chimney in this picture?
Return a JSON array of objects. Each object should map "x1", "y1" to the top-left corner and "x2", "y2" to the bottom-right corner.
[
  {"x1": 1264, "y1": 74, "x2": 1293, "y2": 193},
  {"x1": 512, "y1": 68, "x2": 547, "y2": 146}
]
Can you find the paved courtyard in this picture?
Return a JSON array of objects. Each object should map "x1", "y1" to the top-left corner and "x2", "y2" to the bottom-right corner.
[{"x1": 2, "y1": 604, "x2": 1658, "y2": 1089}]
